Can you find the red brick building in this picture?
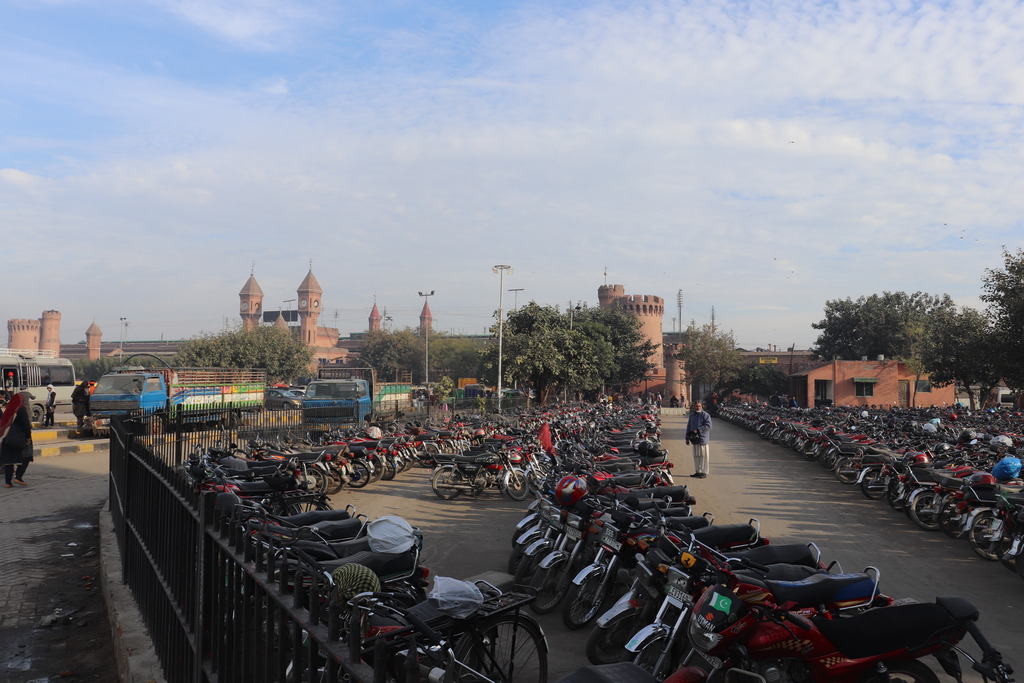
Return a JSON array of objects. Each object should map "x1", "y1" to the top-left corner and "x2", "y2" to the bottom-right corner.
[{"x1": 789, "y1": 359, "x2": 956, "y2": 409}]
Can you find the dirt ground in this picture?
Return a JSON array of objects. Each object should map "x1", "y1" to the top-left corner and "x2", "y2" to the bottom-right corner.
[{"x1": 0, "y1": 506, "x2": 118, "y2": 683}]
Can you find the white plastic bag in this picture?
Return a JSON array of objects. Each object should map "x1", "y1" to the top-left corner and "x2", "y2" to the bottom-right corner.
[
  {"x1": 366, "y1": 515, "x2": 416, "y2": 553},
  {"x1": 428, "y1": 576, "x2": 484, "y2": 618}
]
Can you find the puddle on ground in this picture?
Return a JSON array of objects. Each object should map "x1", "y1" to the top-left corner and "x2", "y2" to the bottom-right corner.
[
  {"x1": 72, "y1": 522, "x2": 97, "y2": 530},
  {"x1": 16, "y1": 515, "x2": 69, "y2": 524}
]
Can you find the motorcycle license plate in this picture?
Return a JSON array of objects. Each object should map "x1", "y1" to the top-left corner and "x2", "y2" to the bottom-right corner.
[
  {"x1": 693, "y1": 648, "x2": 723, "y2": 669},
  {"x1": 566, "y1": 526, "x2": 582, "y2": 541},
  {"x1": 601, "y1": 527, "x2": 621, "y2": 551},
  {"x1": 666, "y1": 583, "x2": 691, "y2": 604}
]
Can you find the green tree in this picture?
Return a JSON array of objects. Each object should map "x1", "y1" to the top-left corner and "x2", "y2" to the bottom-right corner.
[
  {"x1": 921, "y1": 306, "x2": 1001, "y2": 410},
  {"x1": 735, "y1": 363, "x2": 787, "y2": 399},
  {"x1": 981, "y1": 248, "x2": 1024, "y2": 394},
  {"x1": 172, "y1": 326, "x2": 313, "y2": 383},
  {"x1": 678, "y1": 323, "x2": 746, "y2": 393},
  {"x1": 573, "y1": 306, "x2": 657, "y2": 393},
  {"x1": 359, "y1": 329, "x2": 420, "y2": 382},
  {"x1": 430, "y1": 336, "x2": 483, "y2": 382},
  {"x1": 811, "y1": 291, "x2": 954, "y2": 361}
]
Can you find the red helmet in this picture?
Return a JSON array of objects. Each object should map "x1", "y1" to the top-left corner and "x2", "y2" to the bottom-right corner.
[
  {"x1": 554, "y1": 475, "x2": 588, "y2": 507},
  {"x1": 474, "y1": 428, "x2": 487, "y2": 438},
  {"x1": 906, "y1": 452, "x2": 931, "y2": 465}
]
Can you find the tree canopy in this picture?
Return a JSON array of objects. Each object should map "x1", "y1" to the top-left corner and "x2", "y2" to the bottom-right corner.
[
  {"x1": 359, "y1": 329, "x2": 482, "y2": 384},
  {"x1": 920, "y1": 306, "x2": 1001, "y2": 409},
  {"x1": 981, "y1": 248, "x2": 1024, "y2": 392},
  {"x1": 811, "y1": 291, "x2": 954, "y2": 361},
  {"x1": 480, "y1": 303, "x2": 656, "y2": 404},
  {"x1": 172, "y1": 326, "x2": 313, "y2": 383},
  {"x1": 676, "y1": 323, "x2": 745, "y2": 393}
]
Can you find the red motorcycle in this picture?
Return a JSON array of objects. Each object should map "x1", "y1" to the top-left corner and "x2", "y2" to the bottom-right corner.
[{"x1": 669, "y1": 563, "x2": 1014, "y2": 683}]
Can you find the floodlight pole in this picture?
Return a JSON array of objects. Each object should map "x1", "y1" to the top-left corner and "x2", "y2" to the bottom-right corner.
[{"x1": 493, "y1": 265, "x2": 512, "y2": 412}]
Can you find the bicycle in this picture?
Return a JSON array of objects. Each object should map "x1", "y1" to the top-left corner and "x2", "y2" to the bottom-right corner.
[{"x1": 350, "y1": 582, "x2": 548, "y2": 682}]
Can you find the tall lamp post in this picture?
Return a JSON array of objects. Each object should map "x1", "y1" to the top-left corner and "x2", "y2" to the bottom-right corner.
[
  {"x1": 492, "y1": 265, "x2": 512, "y2": 412},
  {"x1": 418, "y1": 290, "x2": 434, "y2": 385}
]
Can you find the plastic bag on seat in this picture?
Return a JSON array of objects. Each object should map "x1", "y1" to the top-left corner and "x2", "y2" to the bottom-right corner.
[
  {"x1": 428, "y1": 576, "x2": 484, "y2": 618},
  {"x1": 366, "y1": 515, "x2": 416, "y2": 553}
]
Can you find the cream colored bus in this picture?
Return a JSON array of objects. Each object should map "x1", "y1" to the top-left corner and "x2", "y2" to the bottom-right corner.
[{"x1": 0, "y1": 348, "x2": 77, "y2": 422}]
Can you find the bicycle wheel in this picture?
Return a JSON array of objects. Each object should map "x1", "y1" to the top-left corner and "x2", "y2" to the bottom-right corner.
[{"x1": 452, "y1": 613, "x2": 548, "y2": 683}]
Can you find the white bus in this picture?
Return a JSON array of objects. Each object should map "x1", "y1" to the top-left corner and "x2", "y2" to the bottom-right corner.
[{"x1": 0, "y1": 348, "x2": 77, "y2": 422}]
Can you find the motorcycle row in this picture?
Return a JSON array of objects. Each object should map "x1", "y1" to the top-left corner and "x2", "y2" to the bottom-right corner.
[
  {"x1": 181, "y1": 402, "x2": 1017, "y2": 682},
  {"x1": 502, "y1": 405, "x2": 1014, "y2": 683},
  {"x1": 719, "y1": 403, "x2": 1024, "y2": 584}
]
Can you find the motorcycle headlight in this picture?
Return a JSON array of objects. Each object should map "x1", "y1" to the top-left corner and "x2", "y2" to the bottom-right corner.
[{"x1": 688, "y1": 615, "x2": 723, "y2": 652}]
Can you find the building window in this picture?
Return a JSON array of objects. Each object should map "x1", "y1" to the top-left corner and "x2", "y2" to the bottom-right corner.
[
  {"x1": 854, "y1": 382, "x2": 875, "y2": 397},
  {"x1": 915, "y1": 380, "x2": 932, "y2": 393}
]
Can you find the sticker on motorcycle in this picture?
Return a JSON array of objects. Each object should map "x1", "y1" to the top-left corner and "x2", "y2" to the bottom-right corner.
[{"x1": 711, "y1": 593, "x2": 733, "y2": 613}]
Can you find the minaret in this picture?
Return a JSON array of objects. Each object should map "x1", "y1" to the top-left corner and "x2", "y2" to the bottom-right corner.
[
  {"x1": 297, "y1": 268, "x2": 322, "y2": 346},
  {"x1": 368, "y1": 302, "x2": 382, "y2": 332},
  {"x1": 419, "y1": 300, "x2": 433, "y2": 335},
  {"x1": 239, "y1": 273, "x2": 264, "y2": 331},
  {"x1": 86, "y1": 321, "x2": 102, "y2": 361}
]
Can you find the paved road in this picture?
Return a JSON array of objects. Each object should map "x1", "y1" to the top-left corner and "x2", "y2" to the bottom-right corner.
[{"x1": 330, "y1": 414, "x2": 1022, "y2": 681}]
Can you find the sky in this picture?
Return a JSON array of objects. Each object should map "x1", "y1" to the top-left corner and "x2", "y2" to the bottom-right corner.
[{"x1": 2, "y1": 0, "x2": 1022, "y2": 351}]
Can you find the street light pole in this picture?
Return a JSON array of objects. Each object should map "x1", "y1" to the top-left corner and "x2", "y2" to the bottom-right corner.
[
  {"x1": 418, "y1": 291, "x2": 434, "y2": 385},
  {"x1": 492, "y1": 265, "x2": 512, "y2": 412}
]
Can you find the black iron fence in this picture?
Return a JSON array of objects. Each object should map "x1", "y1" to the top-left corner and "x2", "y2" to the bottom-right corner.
[{"x1": 108, "y1": 407, "x2": 377, "y2": 683}]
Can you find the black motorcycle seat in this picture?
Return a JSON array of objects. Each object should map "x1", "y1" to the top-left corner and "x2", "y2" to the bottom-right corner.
[
  {"x1": 293, "y1": 536, "x2": 372, "y2": 561},
  {"x1": 736, "y1": 563, "x2": 821, "y2": 582},
  {"x1": 814, "y1": 601, "x2": 966, "y2": 659},
  {"x1": 728, "y1": 543, "x2": 819, "y2": 568},
  {"x1": 614, "y1": 485, "x2": 687, "y2": 502},
  {"x1": 292, "y1": 452, "x2": 324, "y2": 464},
  {"x1": 766, "y1": 572, "x2": 876, "y2": 607},
  {"x1": 319, "y1": 549, "x2": 417, "y2": 579},
  {"x1": 691, "y1": 523, "x2": 758, "y2": 548},
  {"x1": 664, "y1": 516, "x2": 710, "y2": 531},
  {"x1": 278, "y1": 508, "x2": 352, "y2": 526},
  {"x1": 308, "y1": 518, "x2": 365, "y2": 540},
  {"x1": 451, "y1": 453, "x2": 500, "y2": 465},
  {"x1": 861, "y1": 453, "x2": 893, "y2": 465}
]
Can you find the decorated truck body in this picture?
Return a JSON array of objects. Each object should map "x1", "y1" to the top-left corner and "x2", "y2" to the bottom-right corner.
[
  {"x1": 302, "y1": 366, "x2": 411, "y2": 425},
  {"x1": 85, "y1": 366, "x2": 266, "y2": 435}
]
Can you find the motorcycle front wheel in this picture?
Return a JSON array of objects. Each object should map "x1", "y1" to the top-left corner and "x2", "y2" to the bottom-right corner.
[
  {"x1": 859, "y1": 467, "x2": 888, "y2": 500},
  {"x1": 529, "y1": 560, "x2": 572, "y2": 614},
  {"x1": 833, "y1": 457, "x2": 860, "y2": 484},
  {"x1": 585, "y1": 609, "x2": 643, "y2": 665},
  {"x1": 562, "y1": 571, "x2": 610, "y2": 630},
  {"x1": 967, "y1": 509, "x2": 1007, "y2": 561},
  {"x1": 502, "y1": 468, "x2": 530, "y2": 501},
  {"x1": 859, "y1": 659, "x2": 939, "y2": 682},
  {"x1": 430, "y1": 466, "x2": 463, "y2": 500},
  {"x1": 907, "y1": 491, "x2": 941, "y2": 531},
  {"x1": 347, "y1": 461, "x2": 372, "y2": 489}
]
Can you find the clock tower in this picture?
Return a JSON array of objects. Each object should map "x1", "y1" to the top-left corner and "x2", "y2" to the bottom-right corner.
[
  {"x1": 297, "y1": 268, "x2": 322, "y2": 346},
  {"x1": 239, "y1": 273, "x2": 264, "y2": 331}
]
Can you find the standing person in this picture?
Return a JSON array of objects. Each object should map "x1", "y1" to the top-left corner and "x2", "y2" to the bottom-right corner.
[
  {"x1": 44, "y1": 384, "x2": 57, "y2": 427},
  {"x1": 1, "y1": 386, "x2": 34, "y2": 487},
  {"x1": 71, "y1": 380, "x2": 90, "y2": 429},
  {"x1": 685, "y1": 400, "x2": 713, "y2": 479}
]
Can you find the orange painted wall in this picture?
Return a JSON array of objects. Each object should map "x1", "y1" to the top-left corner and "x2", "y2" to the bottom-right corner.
[{"x1": 800, "y1": 360, "x2": 956, "y2": 408}]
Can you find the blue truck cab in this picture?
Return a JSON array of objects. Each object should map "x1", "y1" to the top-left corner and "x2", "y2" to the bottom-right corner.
[{"x1": 301, "y1": 378, "x2": 372, "y2": 425}]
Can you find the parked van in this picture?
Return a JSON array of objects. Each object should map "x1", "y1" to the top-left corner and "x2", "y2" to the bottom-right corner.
[{"x1": 0, "y1": 348, "x2": 77, "y2": 422}]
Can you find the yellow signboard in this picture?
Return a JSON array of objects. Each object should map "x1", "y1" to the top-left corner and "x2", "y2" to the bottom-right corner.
[{"x1": 759, "y1": 357, "x2": 778, "y2": 364}]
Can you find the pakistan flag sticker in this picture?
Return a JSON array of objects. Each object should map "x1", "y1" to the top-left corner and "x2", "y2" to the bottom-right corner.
[{"x1": 711, "y1": 593, "x2": 733, "y2": 613}]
